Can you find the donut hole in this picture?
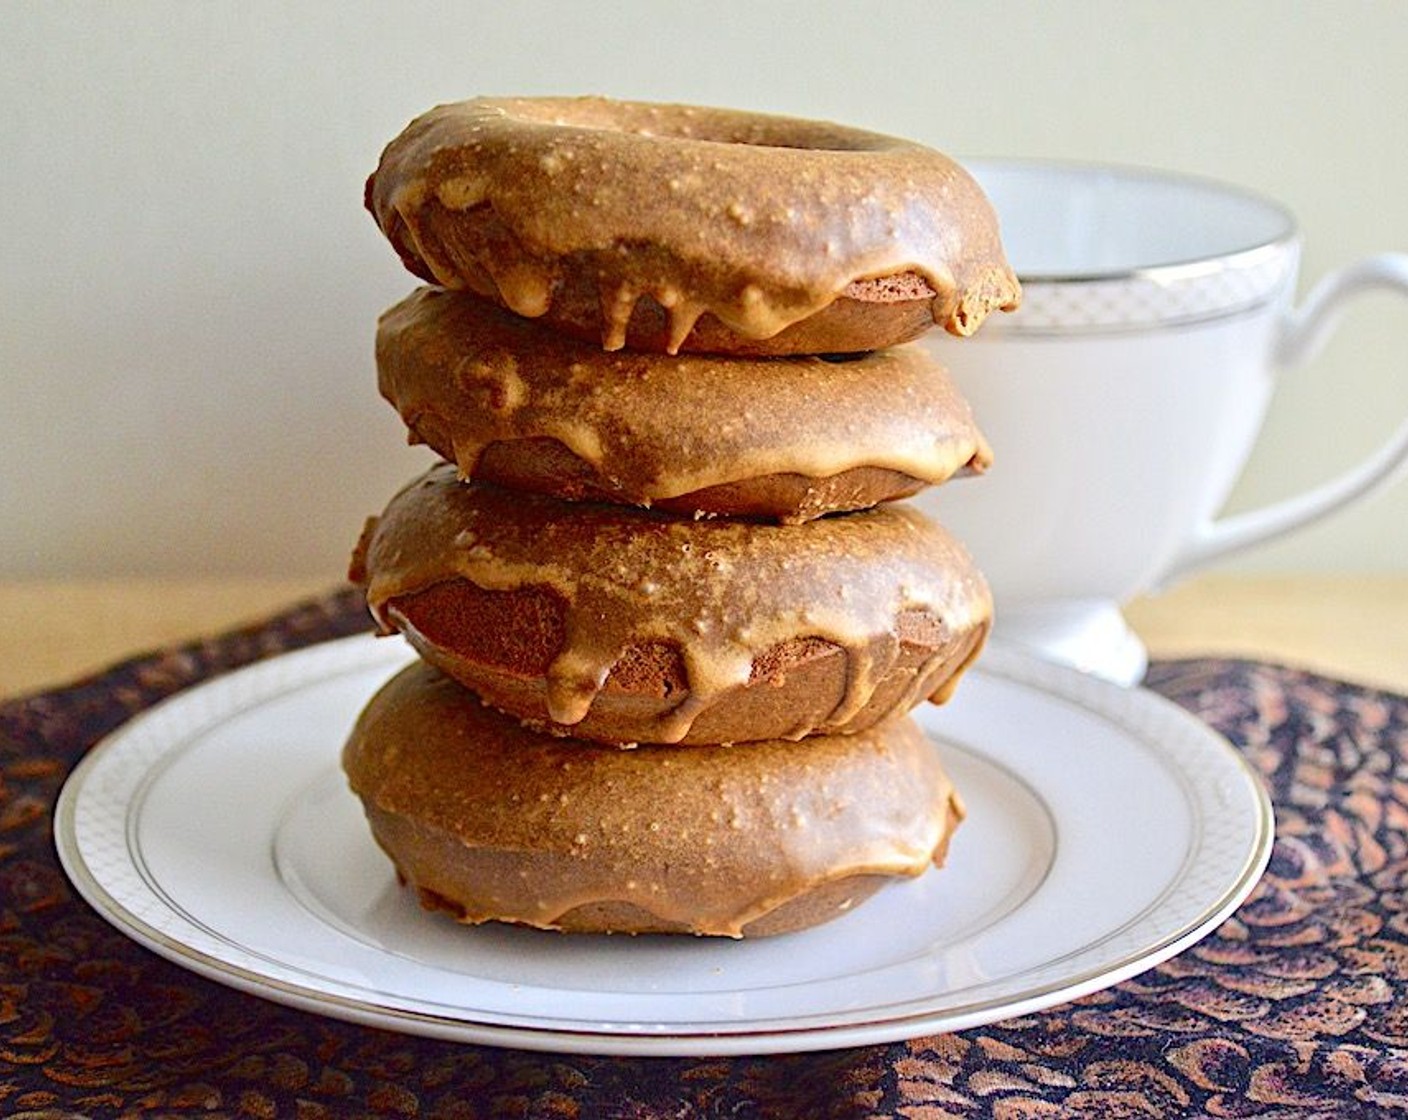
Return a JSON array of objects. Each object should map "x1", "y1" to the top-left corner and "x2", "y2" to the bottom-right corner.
[{"x1": 502, "y1": 97, "x2": 892, "y2": 154}]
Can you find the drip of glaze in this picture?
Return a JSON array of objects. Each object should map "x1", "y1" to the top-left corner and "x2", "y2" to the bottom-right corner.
[
  {"x1": 355, "y1": 465, "x2": 992, "y2": 743},
  {"x1": 375, "y1": 288, "x2": 993, "y2": 508},
  {"x1": 344, "y1": 663, "x2": 968, "y2": 937},
  {"x1": 367, "y1": 97, "x2": 1020, "y2": 349}
]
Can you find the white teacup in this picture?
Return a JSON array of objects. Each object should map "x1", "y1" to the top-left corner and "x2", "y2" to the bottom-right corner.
[{"x1": 922, "y1": 160, "x2": 1408, "y2": 684}]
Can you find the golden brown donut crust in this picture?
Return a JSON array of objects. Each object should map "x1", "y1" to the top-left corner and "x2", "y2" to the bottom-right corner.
[
  {"x1": 377, "y1": 287, "x2": 992, "y2": 522},
  {"x1": 342, "y1": 660, "x2": 966, "y2": 937},
  {"x1": 365, "y1": 96, "x2": 1020, "y2": 353},
  {"x1": 350, "y1": 465, "x2": 992, "y2": 745}
]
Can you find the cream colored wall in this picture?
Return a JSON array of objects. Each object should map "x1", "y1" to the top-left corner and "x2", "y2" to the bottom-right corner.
[{"x1": 2, "y1": 1, "x2": 1406, "y2": 577}]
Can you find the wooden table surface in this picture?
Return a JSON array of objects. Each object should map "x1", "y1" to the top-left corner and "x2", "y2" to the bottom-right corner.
[{"x1": 2, "y1": 573, "x2": 1406, "y2": 701}]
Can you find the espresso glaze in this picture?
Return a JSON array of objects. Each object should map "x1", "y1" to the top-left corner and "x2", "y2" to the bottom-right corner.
[
  {"x1": 366, "y1": 97, "x2": 1020, "y2": 350},
  {"x1": 377, "y1": 287, "x2": 991, "y2": 515},
  {"x1": 343, "y1": 661, "x2": 964, "y2": 937},
  {"x1": 354, "y1": 465, "x2": 992, "y2": 743}
]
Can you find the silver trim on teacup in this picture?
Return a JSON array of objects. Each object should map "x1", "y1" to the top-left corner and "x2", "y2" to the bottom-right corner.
[
  {"x1": 967, "y1": 160, "x2": 1302, "y2": 336},
  {"x1": 985, "y1": 239, "x2": 1300, "y2": 337}
]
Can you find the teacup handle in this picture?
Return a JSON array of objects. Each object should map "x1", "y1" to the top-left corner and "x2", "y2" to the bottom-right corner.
[{"x1": 1160, "y1": 252, "x2": 1408, "y2": 586}]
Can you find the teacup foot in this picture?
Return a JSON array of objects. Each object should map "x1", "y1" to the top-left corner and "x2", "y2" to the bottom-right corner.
[{"x1": 989, "y1": 600, "x2": 1148, "y2": 686}]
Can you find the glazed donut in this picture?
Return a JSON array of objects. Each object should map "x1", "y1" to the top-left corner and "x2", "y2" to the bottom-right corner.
[
  {"x1": 365, "y1": 96, "x2": 1020, "y2": 354},
  {"x1": 377, "y1": 287, "x2": 992, "y2": 522},
  {"x1": 349, "y1": 465, "x2": 992, "y2": 746},
  {"x1": 343, "y1": 659, "x2": 965, "y2": 937}
]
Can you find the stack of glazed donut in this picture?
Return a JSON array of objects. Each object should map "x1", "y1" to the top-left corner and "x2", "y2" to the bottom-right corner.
[{"x1": 344, "y1": 96, "x2": 1020, "y2": 938}]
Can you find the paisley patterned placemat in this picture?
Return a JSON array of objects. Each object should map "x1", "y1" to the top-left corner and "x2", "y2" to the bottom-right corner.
[{"x1": 6, "y1": 587, "x2": 1407, "y2": 1118}]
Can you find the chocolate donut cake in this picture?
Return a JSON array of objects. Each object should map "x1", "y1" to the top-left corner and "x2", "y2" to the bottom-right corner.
[
  {"x1": 365, "y1": 96, "x2": 1020, "y2": 352},
  {"x1": 344, "y1": 659, "x2": 965, "y2": 938},
  {"x1": 377, "y1": 287, "x2": 991, "y2": 522},
  {"x1": 352, "y1": 464, "x2": 990, "y2": 745},
  {"x1": 345, "y1": 95, "x2": 1017, "y2": 936}
]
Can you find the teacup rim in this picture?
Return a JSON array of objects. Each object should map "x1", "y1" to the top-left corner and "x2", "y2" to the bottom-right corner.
[{"x1": 962, "y1": 156, "x2": 1300, "y2": 285}]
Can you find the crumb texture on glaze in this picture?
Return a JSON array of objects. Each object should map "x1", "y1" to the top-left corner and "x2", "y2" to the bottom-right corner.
[
  {"x1": 343, "y1": 661, "x2": 966, "y2": 937},
  {"x1": 366, "y1": 96, "x2": 1020, "y2": 351},
  {"x1": 376, "y1": 287, "x2": 992, "y2": 519},
  {"x1": 350, "y1": 465, "x2": 992, "y2": 744}
]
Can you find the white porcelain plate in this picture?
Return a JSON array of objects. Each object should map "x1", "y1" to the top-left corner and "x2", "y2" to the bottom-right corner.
[{"x1": 55, "y1": 635, "x2": 1272, "y2": 1057}]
